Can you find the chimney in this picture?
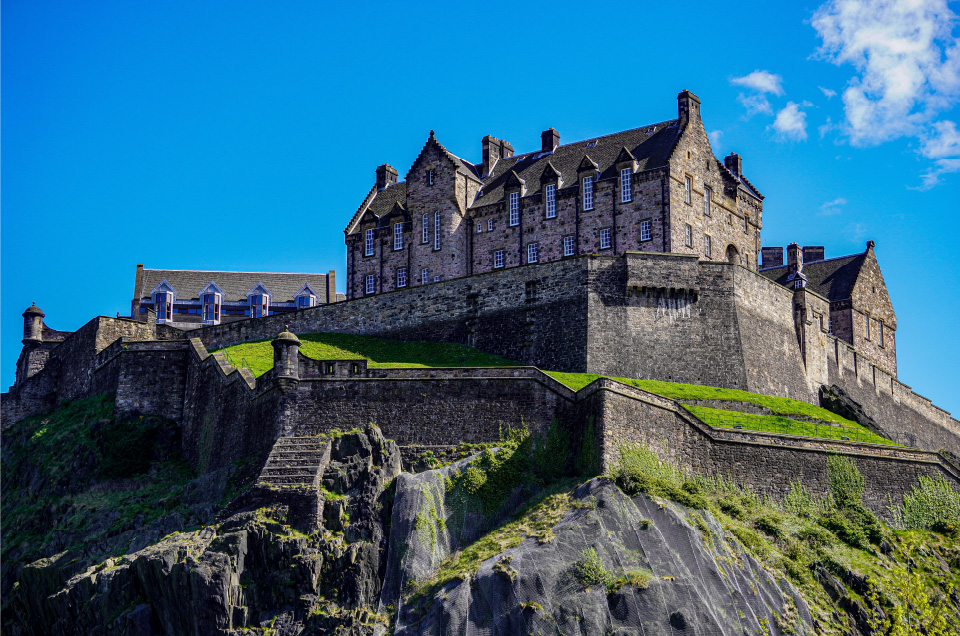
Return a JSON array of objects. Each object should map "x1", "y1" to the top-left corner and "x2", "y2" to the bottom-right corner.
[
  {"x1": 481, "y1": 135, "x2": 514, "y2": 176},
  {"x1": 541, "y1": 128, "x2": 560, "y2": 153},
  {"x1": 787, "y1": 242, "x2": 803, "y2": 276},
  {"x1": 760, "y1": 247, "x2": 784, "y2": 269},
  {"x1": 677, "y1": 89, "x2": 701, "y2": 127},
  {"x1": 375, "y1": 164, "x2": 398, "y2": 190},
  {"x1": 724, "y1": 153, "x2": 742, "y2": 177},
  {"x1": 802, "y1": 246, "x2": 825, "y2": 263},
  {"x1": 327, "y1": 270, "x2": 337, "y2": 304}
]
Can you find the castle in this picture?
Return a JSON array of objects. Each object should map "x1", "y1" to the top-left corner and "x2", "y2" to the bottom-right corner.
[{"x1": 3, "y1": 90, "x2": 957, "y2": 517}]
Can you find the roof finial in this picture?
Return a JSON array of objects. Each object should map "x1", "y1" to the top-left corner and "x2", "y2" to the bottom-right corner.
[
  {"x1": 429, "y1": 129, "x2": 435, "y2": 138},
  {"x1": 284, "y1": 323, "x2": 290, "y2": 332}
]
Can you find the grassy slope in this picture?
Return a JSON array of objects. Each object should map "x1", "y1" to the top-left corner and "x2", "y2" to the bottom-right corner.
[
  {"x1": 214, "y1": 332, "x2": 516, "y2": 377},
  {"x1": 547, "y1": 371, "x2": 895, "y2": 445}
]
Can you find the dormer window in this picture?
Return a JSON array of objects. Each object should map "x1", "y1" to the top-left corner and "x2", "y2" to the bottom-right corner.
[
  {"x1": 149, "y1": 280, "x2": 177, "y2": 324},
  {"x1": 545, "y1": 184, "x2": 556, "y2": 218},
  {"x1": 509, "y1": 192, "x2": 520, "y2": 226},
  {"x1": 582, "y1": 176, "x2": 594, "y2": 210},
  {"x1": 365, "y1": 228, "x2": 375, "y2": 256},
  {"x1": 247, "y1": 283, "x2": 272, "y2": 318},
  {"x1": 620, "y1": 168, "x2": 632, "y2": 203},
  {"x1": 295, "y1": 284, "x2": 318, "y2": 309},
  {"x1": 199, "y1": 281, "x2": 224, "y2": 325},
  {"x1": 394, "y1": 222, "x2": 404, "y2": 250}
]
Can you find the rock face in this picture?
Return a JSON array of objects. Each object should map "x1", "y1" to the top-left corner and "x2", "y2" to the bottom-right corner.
[
  {"x1": 7, "y1": 427, "x2": 401, "y2": 636},
  {"x1": 383, "y1": 474, "x2": 813, "y2": 635}
]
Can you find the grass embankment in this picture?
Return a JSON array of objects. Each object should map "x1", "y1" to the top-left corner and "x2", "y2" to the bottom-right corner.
[
  {"x1": 547, "y1": 372, "x2": 894, "y2": 445},
  {"x1": 213, "y1": 332, "x2": 516, "y2": 377}
]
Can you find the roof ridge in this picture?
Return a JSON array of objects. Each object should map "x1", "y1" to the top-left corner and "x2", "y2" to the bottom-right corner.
[
  {"x1": 144, "y1": 268, "x2": 332, "y2": 276},
  {"x1": 509, "y1": 118, "x2": 679, "y2": 160},
  {"x1": 758, "y1": 251, "x2": 864, "y2": 272}
]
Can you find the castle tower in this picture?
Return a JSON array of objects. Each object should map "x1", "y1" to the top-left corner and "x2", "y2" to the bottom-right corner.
[
  {"x1": 272, "y1": 326, "x2": 301, "y2": 391},
  {"x1": 22, "y1": 303, "x2": 44, "y2": 343}
]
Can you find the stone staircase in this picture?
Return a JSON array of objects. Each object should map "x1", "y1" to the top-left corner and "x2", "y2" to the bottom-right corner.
[{"x1": 256, "y1": 436, "x2": 332, "y2": 489}]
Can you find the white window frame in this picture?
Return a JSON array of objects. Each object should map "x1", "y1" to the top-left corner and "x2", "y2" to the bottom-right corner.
[
  {"x1": 422, "y1": 213, "x2": 429, "y2": 244},
  {"x1": 434, "y1": 211, "x2": 441, "y2": 250},
  {"x1": 509, "y1": 192, "x2": 519, "y2": 226},
  {"x1": 421, "y1": 268, "x2": 429, "y2": 285},
  {"x1": 582, "y1": 176, "x2": 594, "y2": 210},
  {"x1": 155, "y1": 292, "x2": 173, "y2": 323},
  {"x1": 365, "y1": 228, "x2": 375, "y2": 256},
  {"x1": 433, "y1": 275, "x2": 441, "y2": 282},
  {"x1": 563, "y1": 236, "x2": 575, "y2": 257},
  {"x1": 487, "y1": 218, "x2": 493, "y2": 231},
  {"x1": 685, "y1": 224, "x2": 693, "y2": 247},
  {"x1": 477, "y1": 221, "x2": 482, "y2": 233},
  {"x1": 296, "y1": 294, "x2": 316, "y2": 309},
  {"x1": 494, "y1": 250, "x2": 504, "y2": 268},
  {"x1": 202, "y1": 292, "x2": 222, "y2": 324},
  {"x1": 545, "y1": 184, "x2": 556, "y2": 218},
  {"x1": 527, "y1": 242, "x2": 539, "y2": 264},
  {"x1": 600, "y1": 228, "x2": 611, "y2": 250},
  {"x1": 397, "y1": 267, "x2": 407, "y2": 288},
  {"x1": 705, "y1": 234, "x2": 712, "y2": 258},
  {"x1": 427, "y1": 168, "x2": 434, "y2": 185},
  {"x1": 640, "y1": 219, "x2": 652, "y2": 242},
  {"x1": 249, "y1": 294, "x2": 270, "y2": 318},
  {"x1": 394, "y1": 222, "x2": 404, "y2": 250},
  {"x1": 684, "y1": 176, "x2": 692, "y2": 204},
  {"x1": 365, "y1": 275, "x2": 375, "y2": 295},
  {"x1": 704, "y1": 186, "x2": 712, "y2": 216},
  {"x1": 620, "y1": 168, "x2": 632, "y2": 203}
]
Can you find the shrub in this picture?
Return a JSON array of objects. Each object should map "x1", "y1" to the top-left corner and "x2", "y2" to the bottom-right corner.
[
  {"x1": 533, "y1": 419, "x2": 570, "y2": 482},
  {"x1": 755, "y1": 514, "x2": 785, "y2": 541},
  {"x1": 819, "y1": 510, "x2": 870, "y2": 551},
  {"x1": 783, "y1": 481, "x2": 827, "y2": 518},
  {"x1": 575, "y1": 418, "x2": 598, "y2": 477},
  {"x1": 606, "y1": 569, "x2": 651, "y2": 594},
  {"x1": 572, "y1": 547, "x2": 610, "y2": 588},
  {"x1": 719, "y1": 496, "x2": 745, "y2": 520},
  {"x1": 612, "y1": 444, "x2": 708, "y2": 508},
  {"x1": 896, "y1": 475, "x2": 960, "y2": 534},
  {"x1": 729, "y1": 525, "x2": 770, "y2": 559},
  {"x1": 797, "y1": 524, "x2": 834, "y2": 552},
  {"x1": 828, "y1": 454, "x2": 864, "y2": 509}
]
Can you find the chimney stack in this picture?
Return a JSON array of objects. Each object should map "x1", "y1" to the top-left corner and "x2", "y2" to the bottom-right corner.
[
  {"x1": 802, "y1": 246, "x2": 825, "y2": 263},
  {"x1": 677, "y1": 89, "x2": 701, "y2": 127},
  {"x1": 724, "y1": 153, "x2": 742, "y2": 177},
  {"x1": 375, "y1": 164, "x2": 398, "y2": 191},
  {"x1": 481, "y1": 135, "x2": 514, "y2": 176},
  {"x1": 541, "y1": 128, "x2": 560, "y2": 153},
  {"x1": 787, "y1": 242, "x2": 803, "y2": 277},
  {"x1": 760, "y1": 247, "x2": 783, "y2": 269}
]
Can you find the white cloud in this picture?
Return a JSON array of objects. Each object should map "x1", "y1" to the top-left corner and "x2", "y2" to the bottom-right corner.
[
  {"x1": 918, "y1": 157, "x2": 960, "y2": 189},
  {"x1": 708, "y1": 130, "x2": 723, "y2": 151},
  {"x1": 920, "y1": 119, "x2": 960, "y2": 159},
  {"x1": 811, "y1": 0, "x2": 960, "y2": 147},
  {"x1": 771, "y1": 102, "x2": 809, "y2": 141},
  {"x1": 819, "y1": 197, "x2": 848, "y2": 214},
  {"x1": 819, "y1": 116, "x2": 839, "y2": 138},
  {"x1": 819, "y1": 86, "x2": 837, "y2": 98},
  {"x1": 737, "y1": 93, "x2": 773, "y2": 117},
  {"x1": 731, "y1": 70, "x2": 786, "y2": 95}
]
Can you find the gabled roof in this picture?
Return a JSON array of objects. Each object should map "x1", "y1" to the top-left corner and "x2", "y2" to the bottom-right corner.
[
  {"x1": 615, "y1": 146, "x2": 636, "y2": 164},
  {"x1": 138, "y1": 269, "x2": 331, "y2": 303},
  {"x1": 295, "y1": 283, "x2": 319, "y2": 297},
  {"x1": 760, "y1": 253, "x2": 866, "y2": 302},
  {"x1": 473, "y1": 120, "x2": 680, "y2": 206},
  {"x1": 345, "y1": 182, "x2": 407, "y2": 234},
  {"x1": 199, "y1": 281, "x2": 224, "y2": 296},
  {"x1": 405, "y1": 131, "x2": 480, "y2": 183},
  {"x1": 246, "y1": 282, "x2": 272, "y2": 298},
  {"x1": 150, "y1": 279, "x2": 178, "y2": 296}
]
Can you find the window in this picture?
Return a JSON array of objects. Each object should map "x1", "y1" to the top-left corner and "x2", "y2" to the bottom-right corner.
[
  {"x1": 433, "y1": 276, "x2": 441, "y2": 282},
  {"x1": 202, "y1": 293, "x2": 221, "y2": 323},
  {"x1": 297, "y1": 294, "x2": 315, "y2": 309},
  {"x1": 397, "y1": 267, "x2": 407, "y2": 288},
  {"x1": 249, "y1": 294, "x2": 269, "y2": 318},
  {"x1": 427, "y1": 168, "x2": 434, "y2": 185},
  {"x1": 494, "y1": 250, "x2": 504, "y2": 268},
  {"x1": 365, "y1": 228, "x2": 375, "y2": 256},
  {"x1": 509, "y1": 192, "x2": 520, "y2": 226},
  {"x1": 434, "y1": 211, "x2": 441, "y2": 250},
  {"x1": 422, "y1": 213, "x2": 429, "y2": 243},
  {"x1": 600, "y1": 228, "x2": 611, "y2": 250},
  {"x1": 477, "y1": 221, "x2": 482, "y2": 233},
  {"x1": 640, "y1": 219, "x2": 652, "y2": 242},
  {"x1": 421, "y1": 268, "x2": 429, "y2": 284},
  {"x1": 684, "y1": 224, "x2": 693, "y2": 247},
  {"x1": 155, "y1": 292, "x2": 173, "y2": 322},
  {"x1": 878, "y1": 321, "x2": 885, "y2": 347},
  {"x1": 394, "y1": 222, "x2": 404, "y2": 250},
  {"x1": 487, "y1": 218, "x2": 493, "y2": 231},
  {"x1": 564, "y1": 236, "x2": 575, "y2": 256},
  {"x1": 621, "y1": 168, "x2": 632, "y2": 202},
  {"x1": 828, "y1": 317, "x2": 834, "y2": 334},
  {"x1": 545, "y1": 184, "x2": 556, "y2": 218},
  {"x1": 684, "y1": 176, "x2": 691, "y2": 204},
  {"x1": 865, "y1": 314, "x2": 871, "y2": 340},
  {"x1": 582, "y1": 176, "x2": 594, "y2": 210},
  {"x1": 704, "y1": 234, "x2": 712, "y2": 258},
  {"x1": 527, "y1": 243, "x2": 539, "y2": 263},
  {"x1": 704, "y1": 186, "x2": 712, "y2": 216},
  {"x1": 365, "y1": 275, "x2": 375, "y2": 295}
]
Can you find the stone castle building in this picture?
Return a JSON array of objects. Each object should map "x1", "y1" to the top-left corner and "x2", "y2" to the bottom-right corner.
[{"x1": 345, "y1": 91, "x2": 763, "y2": 299}]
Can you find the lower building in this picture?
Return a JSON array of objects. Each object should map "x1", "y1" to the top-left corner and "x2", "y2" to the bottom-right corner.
[{"x1": 131, "y1": 264, "x2": 342, "y2": 326}]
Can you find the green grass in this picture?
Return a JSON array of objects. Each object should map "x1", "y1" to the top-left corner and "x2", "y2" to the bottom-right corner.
[
  {"x1": 213, "y1": 332, "x2": 517, "y2": 377},
  {"x1": 546, "y1": 372, "x2": 896, "y2": 445}
]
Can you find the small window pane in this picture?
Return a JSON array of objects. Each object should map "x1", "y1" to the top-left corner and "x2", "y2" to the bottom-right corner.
[
  {"x1": 494, "y1": 250, "x2": 504, "y2": 268},
  {"x1": 564, "y1": 236, "x2": 575, "y2": 256},
  {"x1": 527, "y1": 243, "x2": 538, "y2": 263},
  {"x1": 600, "y1": 228, "x2": 611, "y2": 250},
  {"x1": 640, "y1": 220, "x2": 652, "y2": 242}
]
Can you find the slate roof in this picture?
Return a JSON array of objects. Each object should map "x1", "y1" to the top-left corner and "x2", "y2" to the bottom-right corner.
[
  {"x1": 137, "y1": 269, "x2": 331, "y2": 303},
  {"x1": 344, "y1": 182, "x2": 407, "y2": 234},
  {"x1": 759, "y1": 252, "x2": 866, "y2": 302},
  {"x1": 473, "y1": 120, "x2": 681, "y2": 206}
]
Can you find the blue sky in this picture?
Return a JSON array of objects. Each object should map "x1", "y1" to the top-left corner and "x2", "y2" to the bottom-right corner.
[{"x1": 3, "y1": 1, "x2": 959, "y2": 414}]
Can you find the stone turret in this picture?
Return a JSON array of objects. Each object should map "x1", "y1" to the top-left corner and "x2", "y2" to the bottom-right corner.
[
  {"x1": 22, "y1": 304, "x2": 44, "y2": 343},
  {"x1": 272, "y1": 326, "x2": 301, "y2": 391}
]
